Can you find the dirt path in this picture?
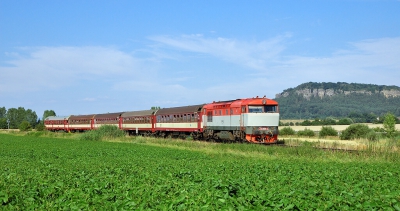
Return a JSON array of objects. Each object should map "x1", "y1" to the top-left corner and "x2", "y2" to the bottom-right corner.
[{"x1": 284, "y1": 136, "x2": 361, "y2": 148}]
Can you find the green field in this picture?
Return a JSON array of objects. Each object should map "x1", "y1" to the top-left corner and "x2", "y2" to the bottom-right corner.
[{"x1": 1, "y1": 133, "x2": 400, "y2": 210}]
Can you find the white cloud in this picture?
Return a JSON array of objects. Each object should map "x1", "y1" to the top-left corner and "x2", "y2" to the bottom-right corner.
[
  {"x1": 82, "y1": 97, "x2": 96, "y2": 102},
  {"x1": 149, "y1": 35, "x2": 400, "y2": 88},
  {"x1": 0, "y1": 46, "x2": 145, "y2": 94},
  {"x1": 149, "y1": 34, "x2": 291, "y2": 70},
  {"x1": 272, "y1": 37, "x2": 400, "y2": 86}
]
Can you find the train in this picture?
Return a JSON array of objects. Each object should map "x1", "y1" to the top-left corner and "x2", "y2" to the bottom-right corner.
[{"x1": 44, "y1": 96, "x2": 280, "y2": 144}]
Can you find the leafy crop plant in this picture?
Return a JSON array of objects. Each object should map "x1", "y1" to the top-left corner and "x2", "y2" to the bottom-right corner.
[{"x1": 1, "y1": 134, "x2": 399, "y2": 210}]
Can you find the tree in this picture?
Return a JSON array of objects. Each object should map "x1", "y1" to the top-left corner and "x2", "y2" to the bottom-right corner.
[
  {"x1": 0, "y1": 107, "x2": 6, "y2": 118},
  {"x1": 0, "y1": 118, "x2": 7, "y2": 129},
  {"x1": 6, "y1": 108, "x2": 20, "y2": 129},
  {"x1": 383, "y1": 112, "x2": 396, "y2": 138},
  {"x1": 0, "y1": 107, "x2": 6, "y2": 129},
  {"x1": 25, "y1": 109, "x2": 38, "y2": 128},
  {"x1": 6, "y1": 107, "x2": 38, "y2": 129},
  {"x1": 43, "y1": 110, "x2": 56, "y2": 121}
]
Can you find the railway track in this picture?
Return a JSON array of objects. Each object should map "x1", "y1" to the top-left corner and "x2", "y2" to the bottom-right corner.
[{"x1": 272, "y1": 139, "x2": 361, "y2": 153}]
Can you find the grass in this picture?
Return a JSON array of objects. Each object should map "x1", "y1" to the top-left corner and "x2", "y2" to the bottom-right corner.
[{"x1": 2, "y1": 129, "x2": 399, "y2": 161}]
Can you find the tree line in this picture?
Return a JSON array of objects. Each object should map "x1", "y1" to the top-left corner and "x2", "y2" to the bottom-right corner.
[
  {"x1": 0, "y1": 107, "x2": 55, "y2": 130},
  {"x1": 280, "y1": 112, "x2": 400, "y2": 127}
]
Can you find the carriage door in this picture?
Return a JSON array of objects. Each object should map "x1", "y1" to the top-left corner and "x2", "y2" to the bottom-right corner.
[
  {"x1": 90, "y1": 118, "x2": 94, "y2": 130},
  {"x1": 240, "y1": 106, "x2": 246, "y2": 127},
  {"x1": 203, "y1": 109, "x2": 207, "y2": 127}
]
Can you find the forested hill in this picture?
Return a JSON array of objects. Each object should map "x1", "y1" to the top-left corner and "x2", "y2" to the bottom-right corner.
[{"x1": 274, "y1": 82, "x2": 400, "y2": 119}]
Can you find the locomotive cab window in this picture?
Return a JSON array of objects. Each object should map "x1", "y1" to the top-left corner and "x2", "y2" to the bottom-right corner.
[
  {"x1": 264, "y1": 105, "x2": 277, "y2": 113},
  {"x1": 248, "y1": 105, "x2": 278, "y2": 113},
  {"x1": 248, "y1": 106, "x2": 263, "y2": 113}
]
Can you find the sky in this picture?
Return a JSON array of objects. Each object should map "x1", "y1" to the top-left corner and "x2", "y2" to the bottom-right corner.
[{"x1": 1, "y1": 0, "x2": 400, "y2": 118}]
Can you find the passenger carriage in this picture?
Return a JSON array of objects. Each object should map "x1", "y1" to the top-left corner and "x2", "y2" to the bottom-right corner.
[
  {"x1": 44, "y1": 116, "x2": 69, "y2": 132},
  {"x1": 154, "y1": 105, "x2": 204, "y2": 139},
  {"x1": 120, "y1": 110, "x2": 155, "y2": 135},
  {"x1": 93, "y1": 112, "x2": 123, "y2": 129},
  {"x1": 68, "y1": 114, "x2": 95, "y2": 132}
]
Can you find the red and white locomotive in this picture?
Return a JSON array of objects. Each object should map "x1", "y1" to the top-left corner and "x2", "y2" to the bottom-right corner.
[{"x1": 44, "y1": 96, "x2": 279, "y2": 144}]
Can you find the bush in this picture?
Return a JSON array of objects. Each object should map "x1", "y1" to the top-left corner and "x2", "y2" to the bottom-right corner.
[
  {"x1": 35, "y1": 122, "x2": 45, "y2": 131},
  {"x1": 322, "y1": 117, "x2": 337, "y2": 125},
  {"x1": 340, "y1": 124, "x2": 371, "y2": 140},
  {"x1": 19, "y1": 121, "x2": 32, "y2": 131},
  {"x1": 79, "y1": 125, "x2": 125, "y2": 141},
  {"x1": 97, "y1": 125, "x2": 125, "y2": 139},
  {"x1": 366, "y1": 130, "x2": 379, "y2": 141},
  {"x1": 279, "y1": 127, "x2": 296, "y2": 136},
  {"x1": 373, "y1": 127, "x2": 385, "y2": 133},
  {"x1": 297, "y1": 129, "x2": 315, "y2": 137},
  {"x1": 79, "y1": 130, "x2": 102, "y2": 141},
  {"x1": 319, "y1": 126, "x2": 338, "y2": 138},
  {"x1": 337, "y1": 118, "x2": 353, "y2": 125},
  {"x1": 300, "y1": 120, "x2": 312, "y2": 126}
]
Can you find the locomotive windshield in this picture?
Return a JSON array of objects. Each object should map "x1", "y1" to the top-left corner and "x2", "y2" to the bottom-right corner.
[{"x1": 248, "y1": 105, "x2": 277, "y2": 113}]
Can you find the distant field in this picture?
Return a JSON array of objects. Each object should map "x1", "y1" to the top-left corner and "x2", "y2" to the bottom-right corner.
[
  {"x1": 280, "y1": 124, "x2": 400, "y2": 132},
  {"x1": 1, "y1": 133, "x2": 400, "y2": 210}
]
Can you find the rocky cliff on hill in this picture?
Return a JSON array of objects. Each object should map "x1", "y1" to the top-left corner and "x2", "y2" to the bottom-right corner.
[
  {"x1": 276, "y1": 82, "x2": 400, "y2": 100},
  {"x1": 274, "y1": 82, "x2": 400, "y2": 119}
]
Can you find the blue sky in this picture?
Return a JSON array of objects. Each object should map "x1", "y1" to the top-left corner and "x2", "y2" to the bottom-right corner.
[{"x1": 1, "y1": 0, "x2": 400, "y2": 118}]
